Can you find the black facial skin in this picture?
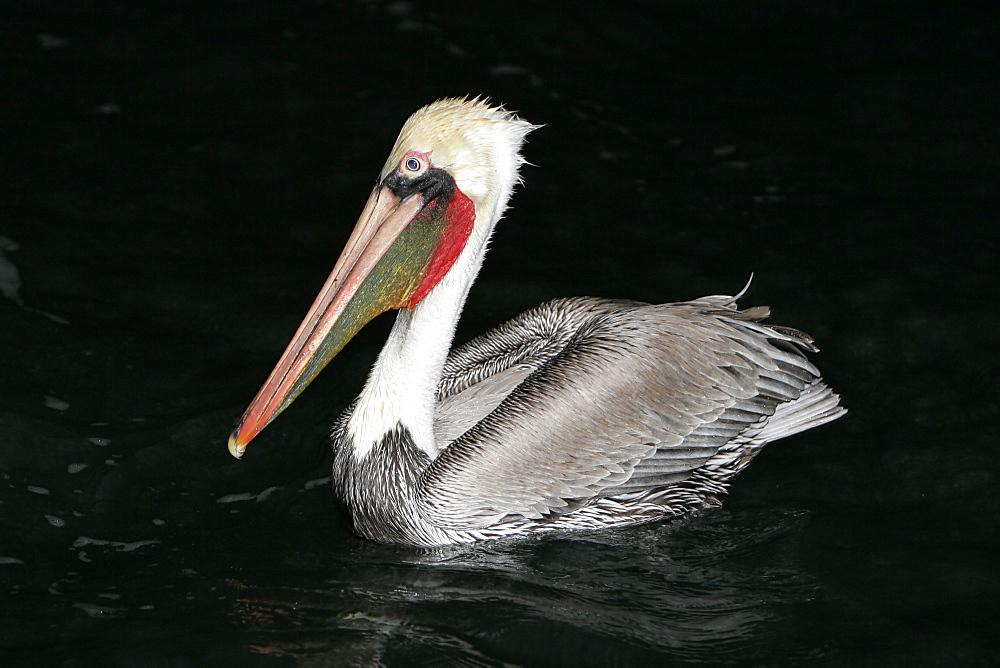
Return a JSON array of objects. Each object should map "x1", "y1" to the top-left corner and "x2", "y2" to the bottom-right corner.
[{"x1": 381, "y1": 167, "x2": 455, "y2": 205}]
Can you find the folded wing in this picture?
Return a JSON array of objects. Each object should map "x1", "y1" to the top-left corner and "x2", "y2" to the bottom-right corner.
[{"x1": 419, "y1": 295, "x2": 842, "y2": 530}]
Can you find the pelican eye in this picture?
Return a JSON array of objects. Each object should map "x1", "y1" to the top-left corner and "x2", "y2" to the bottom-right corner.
[{"x1": 405, "y1": 157, "x2": 421, "y2": 172}]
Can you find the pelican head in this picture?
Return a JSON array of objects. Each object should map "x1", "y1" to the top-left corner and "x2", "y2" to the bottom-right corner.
[{"x1": 228, "y1": 98, "x2": 537, "y2": 457}]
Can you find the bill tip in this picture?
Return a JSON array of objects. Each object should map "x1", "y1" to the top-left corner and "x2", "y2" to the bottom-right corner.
[{"x1": 227, "y1": 431, "x2": 246, "y2": 459}]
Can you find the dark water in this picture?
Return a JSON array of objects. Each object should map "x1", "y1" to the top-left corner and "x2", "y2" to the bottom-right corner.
[{"x1": 1, "y1": 0, "x2": 997, "y2": 664}]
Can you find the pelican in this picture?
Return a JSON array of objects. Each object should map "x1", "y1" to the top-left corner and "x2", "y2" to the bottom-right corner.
[{"x1": 227, "y1": 97, "x2": 845, "y2": 546}]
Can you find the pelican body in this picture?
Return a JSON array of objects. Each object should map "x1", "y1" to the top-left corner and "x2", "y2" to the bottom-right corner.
[{"x1": 228, "y1": 98, "x2": 845, "y2": 546}]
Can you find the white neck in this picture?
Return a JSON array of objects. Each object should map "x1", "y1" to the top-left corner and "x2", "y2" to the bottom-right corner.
[
  {"x1": 344, "y1": 107, "x2": 533, "y2": 460},
  {"x1": 346, "y1": 154, "x2": 520, "y2": 460},
  {"x1": 344, "y1": 239, "x2": 482, "y2": 459}
]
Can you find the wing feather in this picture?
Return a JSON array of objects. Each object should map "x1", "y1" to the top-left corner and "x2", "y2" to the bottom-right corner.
[{"x1": 417, "y1": 296, "x2": 826, "y2": 531}]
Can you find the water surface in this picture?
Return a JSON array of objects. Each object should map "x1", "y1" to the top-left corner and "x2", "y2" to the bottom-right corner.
[{"x1": 1, "y1": 0, "x2": 996, "y2": 664}]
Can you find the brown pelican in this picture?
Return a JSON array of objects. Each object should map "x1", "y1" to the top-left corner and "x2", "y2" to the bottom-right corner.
[{"x1": 227, "y1": 97, "x2": 845, "y2": 546}]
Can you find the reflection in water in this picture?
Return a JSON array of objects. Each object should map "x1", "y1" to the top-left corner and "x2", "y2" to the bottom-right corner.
[{"x1": 223, "y1": 509, "x2": 820, "y2": 664}]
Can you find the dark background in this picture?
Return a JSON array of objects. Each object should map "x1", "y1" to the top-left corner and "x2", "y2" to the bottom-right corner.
[{"x1": 1, "y1": 0, "x2": 996, "y2": 664}]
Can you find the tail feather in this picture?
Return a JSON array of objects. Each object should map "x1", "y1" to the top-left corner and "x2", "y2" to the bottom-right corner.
[{"x1": 757, "y1": 380, "x2": 846, "y2": 443}]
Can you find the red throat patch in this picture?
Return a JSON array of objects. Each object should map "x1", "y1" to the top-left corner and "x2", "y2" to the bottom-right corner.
[{"x1": 406, "y1": 186, "x2": 476, "y2": 308}]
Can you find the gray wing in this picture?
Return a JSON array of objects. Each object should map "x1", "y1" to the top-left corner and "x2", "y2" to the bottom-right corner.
[
  {"x1": 419, "y1": 295, "x2": 841, "y2": 531},
  {"x1": 436, "y1": 296, "x2": 640, "y2": 401},
  {"x1": 431, "y1": 297, "x2": 640, "y2": 453}
]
